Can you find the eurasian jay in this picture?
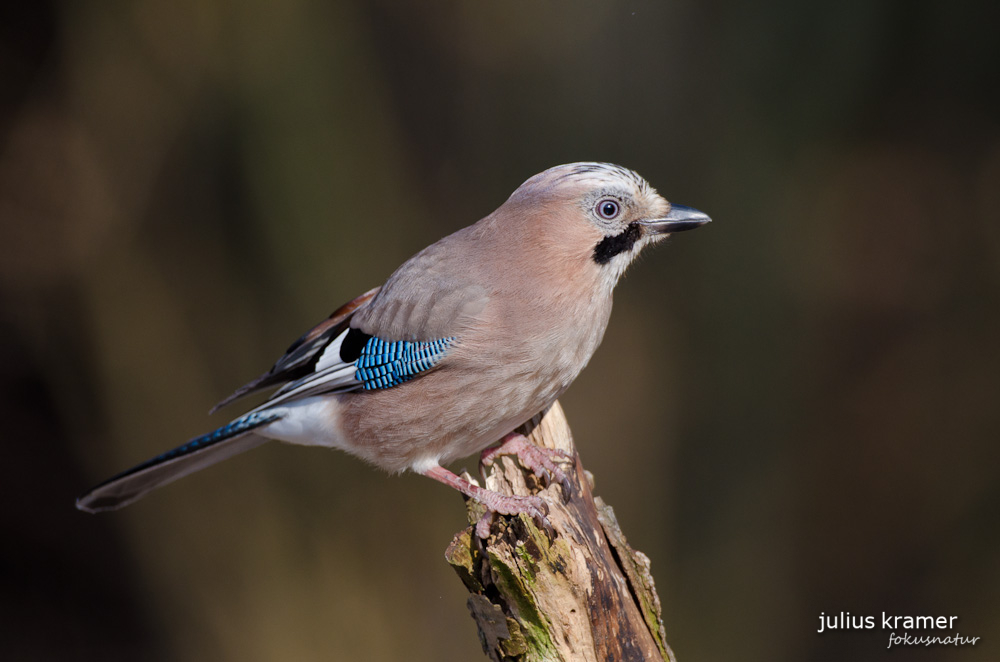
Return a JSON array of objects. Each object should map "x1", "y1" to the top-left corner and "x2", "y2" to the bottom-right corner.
[{"x1": 77, "y1": 162, "x2": 710, "y2": 531}]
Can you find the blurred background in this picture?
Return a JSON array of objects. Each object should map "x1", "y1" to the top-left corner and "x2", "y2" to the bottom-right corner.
[{"x1": 2, "y1": 1, "x2": 998, "y2": 660}]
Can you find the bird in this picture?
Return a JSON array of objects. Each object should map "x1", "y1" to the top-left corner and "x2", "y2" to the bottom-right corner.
[{"x1": 76, "y1": 162, "x2": 710, "y2": 533}]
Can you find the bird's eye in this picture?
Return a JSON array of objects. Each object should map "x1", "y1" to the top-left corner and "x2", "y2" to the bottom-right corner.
[{"x1": 596, "y1": 199, "x2": 621, "y2": 220}]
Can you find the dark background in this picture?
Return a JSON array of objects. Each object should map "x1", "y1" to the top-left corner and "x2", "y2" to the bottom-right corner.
[{"x1": 2, "y1": 2, "x2": 998, "y2": 660}]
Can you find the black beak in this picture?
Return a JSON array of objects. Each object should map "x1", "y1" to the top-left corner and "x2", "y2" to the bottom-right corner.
[{"x1": 640, "y1": 204, "x2": 711, "y2": 234}]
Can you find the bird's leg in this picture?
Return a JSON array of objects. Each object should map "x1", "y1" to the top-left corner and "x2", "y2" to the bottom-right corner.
[
  {"x1": 480, "y1": 431, "x2": 574, "y2": 496},
  {"x1": 421, "y1": 465, "x2": 548, "y2": 538}
]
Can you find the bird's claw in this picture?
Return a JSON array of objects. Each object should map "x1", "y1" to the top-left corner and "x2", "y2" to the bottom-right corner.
[
  {"x1": 480, "y1": 433, "x2": 575, "y2": 501},
  {"x1": 474, "y1": 493, "x2": 551, "y2": 539}
]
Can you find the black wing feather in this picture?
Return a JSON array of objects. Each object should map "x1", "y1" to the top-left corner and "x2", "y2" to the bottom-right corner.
[{"x1": 211, "y1": 286, "x2": 380, "y2": 412}]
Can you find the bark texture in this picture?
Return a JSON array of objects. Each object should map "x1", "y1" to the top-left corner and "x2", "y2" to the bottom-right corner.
[{"x1": 445, "y1": 401, "x2": 676, "y2": 662}]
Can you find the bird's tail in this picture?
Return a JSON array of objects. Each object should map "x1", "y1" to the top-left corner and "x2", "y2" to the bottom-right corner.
[{"x1": 76, "y1": 411, "x2": 282, "y2": 513}]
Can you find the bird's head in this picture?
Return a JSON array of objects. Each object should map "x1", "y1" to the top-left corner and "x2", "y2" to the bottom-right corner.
[{"x1": 503, "y1": 162, "x2": 710, "y2": 287}]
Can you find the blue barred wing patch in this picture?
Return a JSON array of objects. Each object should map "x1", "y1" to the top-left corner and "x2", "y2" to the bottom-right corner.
[{"x1": 354, "y1": 336, "x2": 455, "y2": 390}]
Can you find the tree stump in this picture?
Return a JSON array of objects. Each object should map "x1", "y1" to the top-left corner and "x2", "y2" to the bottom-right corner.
[{"x1": 445, "y1": 401, "x2": 676, "y2": 661}]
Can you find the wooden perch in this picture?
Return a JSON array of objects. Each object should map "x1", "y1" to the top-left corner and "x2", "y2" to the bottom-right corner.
[{"x1": 445, "y1": 401, "x2": 676, "y2": 662}]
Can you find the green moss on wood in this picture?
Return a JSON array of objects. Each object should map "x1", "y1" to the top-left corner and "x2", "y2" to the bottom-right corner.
[
  {"x1": 485, "y1": 518, "x2": 558, "y2": 659},
  {"x1": 445, "y1": 529, "x2": 483, "y2": 593},
  {"x1": 500, "y1": 618, "x2": 528, "y2": 657}
]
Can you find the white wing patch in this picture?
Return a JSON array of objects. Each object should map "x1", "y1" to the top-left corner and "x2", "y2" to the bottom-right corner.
[
  {"x1": 314, "y1": 327, "x2": 349, "y2": 372},
  {"x1": 261, "y1": 328, "x2": 362, "y2": 406}
]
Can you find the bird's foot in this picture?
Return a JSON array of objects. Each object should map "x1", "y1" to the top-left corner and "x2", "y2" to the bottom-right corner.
[
  {"x1": 472, "y1": 492, "x2": 549, "y2": 539},
  {"x1": 421, "y1": 465, "x2": 551, "y2": 538},
  {"x1": 480, "y1": 432, "x2": 574, "y2": 498}
]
